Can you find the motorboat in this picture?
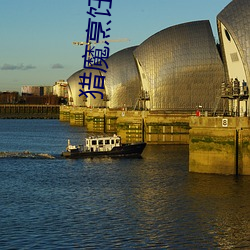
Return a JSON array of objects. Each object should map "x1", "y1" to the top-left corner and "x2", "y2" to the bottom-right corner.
[{"x1": 62, "y1": 134, "x2": 146, "y2": 158}]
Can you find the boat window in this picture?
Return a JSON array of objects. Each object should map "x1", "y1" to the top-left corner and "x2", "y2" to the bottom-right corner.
[
  {"x1": 98, "y1": 140, "x2": 103, "y2": 145},
  {"x1": 116, "y1": 139, "x2": 120, "y2": 144},
  {"x1": 92, "y1": 140, "x2": 97, "y2": 145},
  {"x1": 105, "y1": 140, "x2": 110, "y2": 144},
  {"x1": 111, "y1": 139, "x2": 114, "y2": 144}
]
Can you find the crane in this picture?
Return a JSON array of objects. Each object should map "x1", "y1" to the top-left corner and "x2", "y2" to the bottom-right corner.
[
  {"x1": 72, "y1": 38, "x2": 129, "y2": 102},
  {"x1": 72, "y1": 38, "x2": 129, "y2": 68},
  {"x1": 72, "y1": 38, "x2": 129, "y2": 46}
]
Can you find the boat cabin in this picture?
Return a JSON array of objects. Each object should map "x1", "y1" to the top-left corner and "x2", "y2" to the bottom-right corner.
[{"x1": 85, "y1": 135, "x2": 121, "y2": 152}]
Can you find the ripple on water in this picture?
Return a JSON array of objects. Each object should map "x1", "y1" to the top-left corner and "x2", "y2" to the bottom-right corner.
[{"x1": 0, "y1": 121, "x2": 250, "y2": 249}]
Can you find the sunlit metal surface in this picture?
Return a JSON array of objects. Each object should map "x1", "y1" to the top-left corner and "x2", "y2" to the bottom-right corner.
[
  {"x1": 67, "y1": 69, "x2": 85, "y2": 106},
  {"x1": 217, "y1": 0, "x2": 250, "y2": 116},
  {"x1": 67, "y1": 46, "x2": 141, "y2": 109},
  {"x1": 104, "y1": 46, "x2": 141, "y2": 109},
  {"x1": 217, "y1": 0, "x2": 250, "y2": 84},
  {"x1": 133, "y1": 20, "x2": 225, "y2": 111},
  {"x1": 67, "y1": 68, "x2": 106, "y2": 107},
  {"x1": 68, "y1": 21, "x2": 226, "y2": 112}
]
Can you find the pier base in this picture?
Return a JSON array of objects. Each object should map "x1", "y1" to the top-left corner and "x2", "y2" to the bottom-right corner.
[
  {"x1": 189, "y1": 117, "x2": 250, "y2": 175},
  {"x1": 59, "y1": 106, "x2": 190, "y2": 144}
]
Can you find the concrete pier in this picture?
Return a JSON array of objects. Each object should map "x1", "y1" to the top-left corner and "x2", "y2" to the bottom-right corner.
[
  {"x1": 60, "y1": 106, "x2": 190, "y2": 144},
  {"x1": 189, "y1": 117, "x2": 250, "y2": 175},
  {"x1": 59, "y1": 105, "x2": 71, "y2": 122},
  {"x1": 60, "y1": 106, "x2": 250, "y2": 175}
]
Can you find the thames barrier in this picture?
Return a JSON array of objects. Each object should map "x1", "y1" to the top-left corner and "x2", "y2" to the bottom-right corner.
[
  {"x1": 59, "y1": 106, "x2": 250, "y2": 176},
  {"x1": 2, "y1": 0, "x2": 248, "y2": 176},
  {"x1": 189, "y1": 116, "x2": 250, "y2": 175},
  {"x1": 59, "y1": 106, "x2": 190, "y2": 144}
]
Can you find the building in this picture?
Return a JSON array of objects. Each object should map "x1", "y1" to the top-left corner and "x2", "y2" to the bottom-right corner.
[
  {"x1": 68, "y1": 21, "x2": 225, "y2": 112},
  {"x1": 53, "y1": 80, "x2": 68, "y2": 98},
  {"x1": 68, "y1": 46, "x2": 142, "y2": 109},
  {"x1": 217, "y1": 0, "x2": 250, "y2": 116},
  {"x1": 67, "y1": 0, "x2": 250, "y2": 116},
  {"x1": 21, "y1": 85, "x2": 59, "y2": 105},
  {"x1": 133, "y1": 20, "x2": 225, "y2": 112},
  {"x1": 0, "y1": 92, "x2": 19, "y2": 104},
  {"x1": 67, "y1": 68, "x2": 107, "y2": 107},
  {"x1": 21, "y1": 86, "x2": 53, "y2": 96},
  {"x1": 103, "y1": 46, "x2": 141, "y2": 109},
  {"x1": 67, "y1": 69, "x2": 85, "y2": 106}
]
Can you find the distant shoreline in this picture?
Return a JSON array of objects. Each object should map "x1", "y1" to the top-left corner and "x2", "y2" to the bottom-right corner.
[{"x1": 0, "y1": 104, "x2": 59, "y2": 119}]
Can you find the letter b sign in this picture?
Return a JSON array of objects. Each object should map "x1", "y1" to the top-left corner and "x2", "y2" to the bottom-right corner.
[{"x1": 222, "y1": 118, "x2": 228, "y2": 127}]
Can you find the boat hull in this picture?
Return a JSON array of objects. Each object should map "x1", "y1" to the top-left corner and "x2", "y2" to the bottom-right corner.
[{"x1": 62, "y1": 142, "x2": 146, "y2": 159}]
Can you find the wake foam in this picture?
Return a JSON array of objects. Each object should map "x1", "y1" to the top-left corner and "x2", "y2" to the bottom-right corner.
[{"x1": 0, "y1": 151, "x2": 55, "y2": 159}]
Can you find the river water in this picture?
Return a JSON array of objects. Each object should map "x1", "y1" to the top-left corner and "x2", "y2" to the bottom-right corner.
[{"x1": 0, "y1": 119, "x2": 250, "y2": 249}]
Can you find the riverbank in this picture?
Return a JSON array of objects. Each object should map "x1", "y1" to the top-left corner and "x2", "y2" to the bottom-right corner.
[{"x1": 0, "y1": 105, "x2": 59, "y2": 119}]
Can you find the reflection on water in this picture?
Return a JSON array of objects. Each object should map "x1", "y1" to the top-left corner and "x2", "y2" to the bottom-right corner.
[
  {"x1": 186, "y1": 174, "x2": 250, "y2": 249},
  {"x1": 0, "y1": 120, "x2": 250, "y2": 249}
]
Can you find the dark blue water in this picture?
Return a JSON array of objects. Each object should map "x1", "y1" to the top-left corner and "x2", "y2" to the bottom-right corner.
[{"x1": 0, "y1": 120, "x2": 250, "y2": 249}]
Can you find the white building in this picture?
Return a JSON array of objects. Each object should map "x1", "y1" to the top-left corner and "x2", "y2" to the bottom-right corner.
[
  {"x1": 53, "y1": 80, "x2": 68, "y2": 98},
  {"x1": 21, "y1": 86, "x2": 53, "y2": 96}
]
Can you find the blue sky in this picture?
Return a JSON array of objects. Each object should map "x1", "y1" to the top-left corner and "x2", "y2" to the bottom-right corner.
[{"x1": 0, "y1": 0, "x2": 232, "y2": 92}]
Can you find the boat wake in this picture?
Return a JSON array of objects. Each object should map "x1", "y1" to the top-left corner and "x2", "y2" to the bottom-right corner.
[{"x1": 0, "y1": 151, "x2": 55, "y2": 159}]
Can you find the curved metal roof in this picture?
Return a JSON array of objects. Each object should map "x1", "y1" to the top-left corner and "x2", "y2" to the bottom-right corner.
[
  {"x1": 217, "y1": 0, "x2": 250, "y2": 83},
  {"x1": 67, "y1": 46, "x2": 141, "y2": 109},
  {"x1": 67, "y1": 68, "x2": 106, "y2": 107},
  {"x1": 104, "y1": 46, "x2": 141, "y2": 109},
  {"x1": 133, "y1": 20, "x2": 225, "y2": 111},
  {"x1": 67, "y1": 69, "x2": 85, "y2": 106}
]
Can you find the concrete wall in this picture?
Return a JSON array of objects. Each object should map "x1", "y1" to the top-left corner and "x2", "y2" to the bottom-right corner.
[
  {"x1": 59, "y1": 106, "x2": 190, "y2": 144},
  {"x1": 60, "y1": 107, "x2": 250, "y2": 175},
  {"x1": 145, "y1": 114, "x2": 189, "y2": 144},
  {"x1": 189, "y1": 117, "x2": 250, "y2": 175},
  {"x1": 59, "y1": 106, "x2": 71, "y2": 122}
]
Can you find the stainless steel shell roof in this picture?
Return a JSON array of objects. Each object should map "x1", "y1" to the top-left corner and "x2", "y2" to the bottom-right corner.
[
  {"x1": 67, "y1": 68, "x2": 106, "y2": 107},
  {"x1": 67, "y1": 46, "x2": 141, "y2": 109},
  {"x1": 133, "y1": 20, "x2": 225, "y2": 111},
  {"x1": 217, "y1": 0, "x2": 250, "y2": 84},
  {"x1": 104, "y1": 46, "x2": 141, "y2": 109},
  {"x1": 67, "y1": 69, "x2": 85, "y2": 106}
]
